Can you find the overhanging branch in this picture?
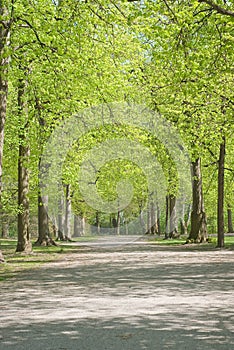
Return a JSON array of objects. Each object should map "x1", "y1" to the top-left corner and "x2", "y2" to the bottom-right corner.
[{"x1": 198, "y1": 0, "x2": 234, "y2": 17}]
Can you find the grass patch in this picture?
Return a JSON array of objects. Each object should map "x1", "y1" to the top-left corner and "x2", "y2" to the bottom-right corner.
[
  {"x1": 148, "y1": 234, "x2": 234, "y2": 249},
  {"x1": 0, "y1": 238, "x2": 84, "y2": 282}
]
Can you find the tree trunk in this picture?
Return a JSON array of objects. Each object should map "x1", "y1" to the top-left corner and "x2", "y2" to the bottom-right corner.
[
  {"x1": 165, "y1": 195, "x2": 169, "y2": 239},
  {"x1": 35, "y1": 194, "x2": 57, "y2": 246},
  {"x1": 157, "y1": 204, "x2": 161, "y2": 235},
  {"x1": 180, "y1": 203, "x2": 191, "y2": 236},
  {"x1": 73, "y1": 215, "x2": 81, "y2": 237},
  {"x1": 217, "y1": 138, "x2": 225, "y2": 248},
  {"x1": 64, "y1": 184, "x2": 72, "y2": 240},
  {"x1": 57, "y1": 195, "x2": 65, "y2": 240},
  {"x1": 146, "y1": 202, "x2": 152, "y2": 234},
  {"x1": 188, "y1": 158, "x2": 208, "y2": 243},
  {"x1": 139, "y1": 202, "x2": 145, "y2": 234},
  {"x1": 95, "y1": 211, "x2": 101, "y2": 235},
  {"x1": 150, "y1": 202, "x2": 156, "y2": 234},
  {"x1": 0, "y1": 3, "x2": 11, "y2": 261},
  {"x1": 16, "y1": 142, "x2": 31, "y2": 252},
  {"x1": 16, "y1": 76, "x2": 32, "y2": 253},
  {"x1": 169, "y1": 195, "x2": 178, "y2": 238},
  {"x1": 227, "y1": 205, "x2": 233, "y2": 233},
  {"x1": 81, "y1": 216, "x2": 86, "y2": 236},
  {"x1": 116, "y1": 210, "x2": 121, "y2": 235},
  {"x1": 1, "y1": 214, "x2": 9, "y2": 238}
]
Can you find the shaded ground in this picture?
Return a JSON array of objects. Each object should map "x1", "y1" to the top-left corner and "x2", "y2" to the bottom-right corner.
[{"x1": 0, "y1": 237, "x2": 234, "y2": 350}]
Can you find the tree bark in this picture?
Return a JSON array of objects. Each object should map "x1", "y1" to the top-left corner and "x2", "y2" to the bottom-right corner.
[
  {"x1": 16, "y1": 76, "x2": 32, "y2": 253},
  {"x1": 227, "y1": 205, "x2": 233, "y2": 233},
  {"x1": 188, "y1": 158, "x2": 208, "y2": 243},
  {"x1": 81, "y1": 216, "x2": 86, "y2": 236},
  {"x1": 217, "y1": 138, "x2": 225, "y2": 248},
  {"x1": 35, "y1": 194, "x2": 57, "y2": 246},
  {"x1": 73, "y1": 215, "x2": 81, "y2": 237}
]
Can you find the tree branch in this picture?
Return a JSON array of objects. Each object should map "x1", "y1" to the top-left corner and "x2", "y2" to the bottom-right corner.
[{"x1": 198, "y1": 0, "x2": 234, "y2": 17}]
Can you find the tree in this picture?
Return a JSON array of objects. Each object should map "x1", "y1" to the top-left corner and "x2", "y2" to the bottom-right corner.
[
  {"x1": 16, "y1": 70, "x2": 32, "y2": 253},
  {"x1": 188, "y1": 158, "x2": 208, "y2": 242},
  {"x1": 0, "y1": 1, "x2": 12, "y2": 261}
]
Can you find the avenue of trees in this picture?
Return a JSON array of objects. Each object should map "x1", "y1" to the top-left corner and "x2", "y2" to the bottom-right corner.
[{"x1": 0, "y1": 0, "x2": 233, "y2": 257}]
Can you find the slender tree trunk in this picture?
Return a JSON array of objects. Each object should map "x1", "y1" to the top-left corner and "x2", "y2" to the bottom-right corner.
[
  {"x1": 150, "y1": 202, "x2": 156, "y2": 234},
  {"x1": 116, "y1": 209, "x2": 121, "y2": 235},
  {"x1": 57, "y1": 195, "x2": 65, "y2": 240},
  {"x1": 157, "y1": 204, "x2": 161, "y2": 235},
  {"x1": 188, "y1": 158, "x2": 208, "y2": 243},
  {"x1": 64, "y1": 184, "x2": 72, "y2": 240},
  {"x1": 146, "y1": 202, "x2": 152, "y2": 234},
  {"x1": 95, "y1": 211, "x2": 100, "y2": 235},
  {"x1": 139, "y1": 202, "x2": 145, "y2": 234},
  {"x1": 81, "y1": 216, "x2": 86, "y2": 236},
  {"x1": 1, "y1": 214, "x2": 9, "y2": 238},
  {"x1": 169, "y1": 195, "x2": 178, "y2": 238},
  {"x1": 16, "y1": 136, "x2": 31, "y2": 252},
  {"x1": 217, "y1": 138, "x2": 225, "y2": 248},
  {"x1": 0, "y1": 3, "x2": 11, "y2": 261},
  {"x1": 165, "y1": 195, "x2": 169, "y2": 239},
  {"x1": 180, "y1": 203, "x2": 191, "y2": 236},
  {"x1": 227, "y1": 204, "x2": 233, "y2": 233},
  {"x1": 16, "y1": 76, "x2": 32, "y2": 253}
]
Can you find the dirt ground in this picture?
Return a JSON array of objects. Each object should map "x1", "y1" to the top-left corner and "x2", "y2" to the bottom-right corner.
[{"x1": 0, "y1": 236, "x2": 234, "y2": 350}]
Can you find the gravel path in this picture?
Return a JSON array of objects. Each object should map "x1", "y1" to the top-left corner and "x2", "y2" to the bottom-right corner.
[{"x1": 0, "y1": 238, "x2": 234, "y2": 350}]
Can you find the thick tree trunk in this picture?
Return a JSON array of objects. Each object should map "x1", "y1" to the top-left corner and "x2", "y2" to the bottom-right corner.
[
  {"x1": 188, "y1": 158, "x2": 208, "y2": 243},
  {"x1": 227, "y1": 205, "x2": 233, "y2": 233},
  {"x1": 81, "y1": 216, "x2": 86, "y2": 235},
  {"x1": 16, "y1": 77, "x2": 32, "y2": 253},
  {"x1": 35, "y1": 194, "x2": 57, "y2": 246},
  {"x1": 0, "y1": 3, "x2": 11, "y2": 261},
  {"x1": 73, "y1": 215, "x2": 81, "y2": 237},
  {"x1": 217, "y1": 139, "x2": 225, "y2": 248}
]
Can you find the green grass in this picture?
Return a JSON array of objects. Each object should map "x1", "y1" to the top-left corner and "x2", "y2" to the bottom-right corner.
[
  {"x1": 0, "y1": 238, "x2": 84, "y2": 282},
  {"x1": 147, "y1": 234, "x2": 234, "y2": 248}
]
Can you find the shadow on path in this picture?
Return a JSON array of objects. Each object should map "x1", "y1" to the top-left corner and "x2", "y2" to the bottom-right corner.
[{"x1": 0, "y1": 244, "x2": 234, "y2": 350}]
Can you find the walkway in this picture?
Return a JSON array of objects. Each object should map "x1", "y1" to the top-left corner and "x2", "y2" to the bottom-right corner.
[{"x1": 0, "y1": 238, "x2": 234, "y2": 350}]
